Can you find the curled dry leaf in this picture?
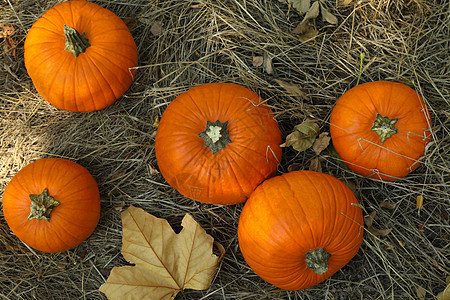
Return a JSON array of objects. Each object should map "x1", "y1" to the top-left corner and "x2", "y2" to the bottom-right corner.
[
  {"x1": 320, "y1": 3, "x2": 338, "y2": 24},
  {"x1": 308, "y1": 157, "x2": 322, "y2": 172},
  {"x1": 99, "y1": 206, "x2": 223, "y2": 300},
  {"x1": 291, "y1": 1, "x2": 320, "y2": 41},
  {"x1": 280, "y1": 120, "x2": 319, "y2": 152},
  {"x1": 379, "y1": 201, "x2": 396, "y2": 210},
  {"x1": 312, "y1": 132, "x2": 331, "y2": 155},
  {"x1": 263, "y1": 53, "x2": 274, "y2": 75},
  {"x1": 364, "y1": 211, "x2": 392, "y2": 237},
  {"x1": 274, "y1": 79, "x2": 308, "y2": 100}
]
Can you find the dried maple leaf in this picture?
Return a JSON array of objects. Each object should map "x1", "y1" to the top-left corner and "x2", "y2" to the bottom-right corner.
[
  {"x1": 280, "y1": 120, "x2": 319, "y2": 152},
  {"x1": 99, "y1": 206, "x2": 223, "y2": 300}
]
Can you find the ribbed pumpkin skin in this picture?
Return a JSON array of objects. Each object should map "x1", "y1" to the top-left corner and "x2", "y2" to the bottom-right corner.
[
  {"x1": 2, "y1": 158, "x2": 101, "y2": 253},
  {"x1": 24, "y1": 0, "x2": 138, "y2": 112},
  {"x1": 238, "y1": 171, "x2": 364, "y2": 290},
  {"x1": 330, "y1": 81, "x2": 431, "y2": 180},
  {"x1": 155, "y1": 83, "x2": 282, "y2": 205}
]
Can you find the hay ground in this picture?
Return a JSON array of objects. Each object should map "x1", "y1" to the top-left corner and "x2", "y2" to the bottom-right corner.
[{"x1": 1, "y1": 0, "x2": 449, "y2": 299}]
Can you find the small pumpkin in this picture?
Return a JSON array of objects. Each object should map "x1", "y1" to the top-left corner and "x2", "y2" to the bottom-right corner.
[
  {"x1": 330, "y1": 81, "x2": 431, "y2": 180},
  {"x1": 2, "y1": 158, "x2": 101, "y2": 253},
  {"x1": 24, "y1": 0, "x2": 138, "y2": 112},
  {"x1": 155, "y1": 83, "x2": 282, "y2": 205},
  {"x1": 238, "y1": 170, "x2": 364, "y2": 290}
]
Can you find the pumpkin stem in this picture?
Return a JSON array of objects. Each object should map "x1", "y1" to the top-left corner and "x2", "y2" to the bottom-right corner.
[
  {"x1": 64, "y1": 25, "x2": 90, "y2": 57},
  {"x1": 370, "y1": 113, "x2": 398, "y2": 143},
  {"x1": 305, "y1": 248, "x2": 331, "y2": 275},
  {"x1": 28, "y1": 188, "x2": 60, "y2": 222},
  {"x1": 199, "y1": 120, "x2": 232, "y2": 154}
]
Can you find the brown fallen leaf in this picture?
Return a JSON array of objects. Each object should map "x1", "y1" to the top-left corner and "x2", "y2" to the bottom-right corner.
[
  {"x1": 416, "y1": 286, "x2": 427, "y2": 300},
  {"x1": 252, "y1": 56, "x2": 264, "y2": 67},
  {"x1": 1, "y1": 24, "x2": 17, "y2": 59},
  {"x1": 263, "y1": 53, "x2": 274, "y2": 75},
  {"x1": 279, "y1": 0, "x2": 311, "y2": 14},
  {"x1": 320, "y1": 3, "x2": 338, "y2": 24},
  {"x1": 280, "y1": 120, "x2": 319, "y2": 152},
  {"x1": 379, "y1": 201, "x2": 396, "y2": 210},
  {"x1": 436, "y1": 277, "x2": 450, "y2": 300},
  {"x1": 312, "y1": 132, "x2": 330, "y2": 155},
  {"x1": 274, "y1": 79, "x2": 308, "y2": 100},
  {"x1": 291, "y1": 1, "x2": 320, "y2": 41},
  {"x1": 150, "y1": 23, "x2": 164, "y2": 36},
  {"x1": 309, "y1": 157, "x2": 322, "y2": 172},
  {"x1": 364, "y1": 211, "x2": 392, "y2": 237},
  {"x1": 99, "y1": 206, "x2": 223, "y2": 300}
]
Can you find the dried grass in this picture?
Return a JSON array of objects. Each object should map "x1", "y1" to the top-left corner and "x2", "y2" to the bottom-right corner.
[{"x1": 1, "y1": 0, "x2": 449, "y2": 299}]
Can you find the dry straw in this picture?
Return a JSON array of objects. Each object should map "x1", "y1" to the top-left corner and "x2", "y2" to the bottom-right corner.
[{"x1": 1, "y1": 0, "x2": 448, "y2": 299}]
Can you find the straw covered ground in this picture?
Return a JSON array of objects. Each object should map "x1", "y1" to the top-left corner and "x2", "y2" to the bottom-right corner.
[{"x1": 1, "y1": 0, "x2": 449, "y2": 299}]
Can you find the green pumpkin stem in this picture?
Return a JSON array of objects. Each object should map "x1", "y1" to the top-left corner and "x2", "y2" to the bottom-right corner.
[
  {"x1": 199, "y1": 120, "x2": 232, "y2": 154},
  {"x1": 370, "y1": 113, "x2": 398, "y2": 143},
  {"x1": 305, "y1": 248, "x2": 331, "y2": 274},
  {"x1": 64, "y1": 25, "x2": 90, "y2": 57},
  {"x1": 28, "y1": 188, "x2": 60, "y2": 222}
]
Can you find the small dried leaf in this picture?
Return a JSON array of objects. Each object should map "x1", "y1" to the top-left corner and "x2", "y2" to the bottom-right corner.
[
  {"x1": 416, "y1": 286, "x2": 427, "y2": 300},
  {"x1": 278, "y1": 0, "x2": 310, "y2": 14},
  {"x1": 99, "y1": 206, "x2": 222, "y2": 299},
  {"x1": 150, "y1": 23, "x2": 164, "y2": 36},
  {"x1": 292, "y1": 22, "x2": 319, "y2": 41},
  {"x1": 287, "y1": 163, "x2": 303, "y2": 172},
  {"x1": 339, "y1": 0, "x2": 353, "y2": 5},
  {"x1": 416, "y1": 195, "x2": 424, "y2": 209},
  {"x1": 153, "y1": 115, "x2": 160, "y2": 128},
  {"x1": 379, "y1": 201, "x2": 396, "y2": 210},
  {"x1": 252, "y1": 56, "x2": 264, "y2": 67},
  {"x1": 280, "y1": 120, "x2": 319, "y2": 152},
  {"x1": 274, "y1": 79, "x2": 308, "y2": 100},
  {"x1": 0, "y1": 24, "x2": 15, "y2": 38},
  {"x1": 364, "y1": 211, "x2": 392, "y2": 236},
  {"x1": 263, "y1": 53, "x2": 274, "y2": 75},
  {"x1": 303, "y1": 1, "x2": 320, "y2": 21},
  {"x1": 312, "y1": 132, "x2": 331, "y2": 155},
  {"x1": 320, "y1": 4, "x2": 338, "y2": 24},
  {"x1": 436, "y1": 281, "x2": 450, "y2": 300},
  {"x1": 364, "y1": 211, "x2": 377, "y2": 228},
  {"x1": 148, "y1": 163, "x2": 160, "y2": 176},
  {"x1": 308, "y1": 157, "x2": 322, "y2": 172},
  {"x1": 191, "y1": 3, "x2": 206, "y2": 8},
  {"x1": 369, "y1": 227, "x2": 392, "y2": 237}
]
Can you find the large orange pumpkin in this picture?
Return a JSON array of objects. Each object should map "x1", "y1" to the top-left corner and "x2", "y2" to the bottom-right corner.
[
  {"x1": 155, "y1": 83, "x2": 282, "y2": 205},
  {"x1": 238, "y1": 170, "x2": 364, "y2": 290},
  {"x1": 2, "y1": 158, "x2": 101, "y2": 253},
  {"x1": 24, "y1": 0, "x2": 138, "y2": 112},
  {"x1": 330, "y1": 81, "x2": 431, "y2": 180}
]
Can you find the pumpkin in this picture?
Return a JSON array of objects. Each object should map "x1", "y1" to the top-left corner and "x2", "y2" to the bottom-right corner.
[
  {"x1": 2, "y1": 158, "x2": 101, "y2": 253},
  {"x1": 24, "y1": 0, "x2": 138, "y2": 112},
  {"x1": 330, "y1": 81, "x2": 431, "y2": 180},
  {"x1": 238, "y1": 170, "x2": 364, "y2": 290},
  {"x1": 155, "y1": 83, "x2": 282, "y2": 205}
]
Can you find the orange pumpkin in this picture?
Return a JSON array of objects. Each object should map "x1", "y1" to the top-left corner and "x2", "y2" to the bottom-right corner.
[
  {"x1": 330, "y1": 81, "x2": 431, "y2": 180},
  {"x1": 238, "y1": 170, "x2": 364, "y2": 290},
  {"x1": 24, "y1": 0, "x2": 138, "y2": 112},
  {"x1": 155, "y1": 83, "x2": 282, "y2": 205},
  {"x1": 2, "y1": 158, "x2": 101, "y2": 253}
]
